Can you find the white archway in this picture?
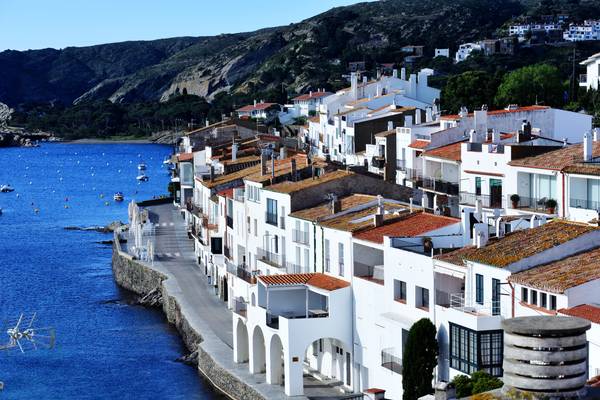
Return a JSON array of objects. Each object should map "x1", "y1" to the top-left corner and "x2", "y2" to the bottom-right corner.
[
  {"x1": 234, "y1": 319, "x2": 249, "y2": 363},
  {"x1": 250, "y1": 325, "x2": 266, "y2": 374},
  {"x1": 268, "y1": 334, "x2": 284, "y2": 385}
]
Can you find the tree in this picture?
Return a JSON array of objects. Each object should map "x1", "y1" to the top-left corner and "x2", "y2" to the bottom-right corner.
[
  {"x1": 441, "y1": 71, "x2": 502, "y2": 114},
  {"x1": 495, "y1": 64, "x2": 565, "y2": 108},
  {"x1": 402, "y1": 318, "x2": 438, "y2": 400},
  {"x1": 452, "y1": 371, "x2": 503, "y2": 397}
]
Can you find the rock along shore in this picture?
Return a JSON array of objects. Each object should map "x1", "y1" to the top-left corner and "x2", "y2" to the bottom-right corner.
[{"x1": 111, "y1": 232, "x2": 267, "y2": 400}]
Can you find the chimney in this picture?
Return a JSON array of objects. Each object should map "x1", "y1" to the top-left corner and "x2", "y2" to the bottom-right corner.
[
  {"x1": 400, "y1": 68, "x2": 406, "y2": 81},
  {"x1": 309, "y1": 90, "x2": 313, "y2": 97},
  {"x1": 521, "y1": 120, "x2": 532, "y2": 138},
  {"x1": 280, "y1": 146, "x2": 287, "y2": 159},
  {"x1": 563, "y1": 138, "x2": 568, "y2": 147},
  {"x1": 362, "y1": 76, "x2": 368, "y2": 84},
  {"x1": 491, "y1": 129, "x2": 500, "y2": 144},
  {"x1": 330, "y1": 194, "x2": 341, "y2": 214},
  {"x1": 291, "y1": 158, "x2": 297, "y2": 181},
  {"x1": 409, "y1": 197, "x2": 413, "y2": 212},
  {"x1": 377, "y1": 69, "x2": 382, "y2": 80},
  {"x1": 474, "y1": 109, "x2": 488, "y2": 136},
  {"x1": 393, "y1": 69, "x2": 398, "y2": 78},
  {"x1": 594, "y1": 128, "x2": 600, "y2": 142},
  {"x1": 530, "y1": 215, "x2": 538, "y2": 229},
  {"x1": 408, "y1": 74, "x2": 417, "y2": 98},
  {"x1": 425, "y1": 107, "x2": 433, "y2": 123},
  {"x1": 232, "y1": 141, "x2": 238, "y2": 161},
  {"x1": 387, "y1": 121, "x2": 394, "y2": 131},
  {"x1": 253, "y1": 99, "x2": 257, "y2": 107},
  {"x1": 496, "y1": 218, "x2": 506, "y2": 238},
  {"x1": 459, "y1": 106, "x2": 469, "y2": 118},
  {"x1": 415, "y1": 110, "x2": 422, "y2": 125},
  {"x1": 271, "y1": 155, "x2": 275, "y2": 179},
  {"x1": 373, "y1": 197, "x2": 384, "y2": 227},
  {"x1": 469, "y1": 129, "x2": 477, "y2": 143},
  {"x1": 473, "y1": 224, "x2": 489, "y2": 248},
  {"x1": 260, "y1": 151, "x2": 267, "y2": 176},
  {"x1": 584, "y1": 131, "x2": 593, "y2": 161},
  {"x1": 404, "y1": 116, "x2": 413, "y2": 127},
  {"x1": 351, "y1": 72, "x2": 358, "y2": 100},
  {"x1": 376, "y1": 83, "x2": 381, "y2": 97},
  {"x1": 205, "y1": 119, "x2": 210, "y2": 127},
  {"x1": 209, "y1": 165, "x2": 215, "y2": 182}
]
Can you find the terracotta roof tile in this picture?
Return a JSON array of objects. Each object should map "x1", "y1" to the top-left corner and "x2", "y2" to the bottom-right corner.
[
  {"x1": 258, "y1": 273, "x2": 349, "y2": 291},
  {"x1": 436, "y1": 221, "x2": 597, "y2": 268},
  {"x1": 509, "y1": 247, "x2": 600, "y2": 293},
  {"x1": 265, "y1": 170, "x2": 355, "y2": 194},
  {"x1": 236, "y1": 102, "x2": 278, "y2": 112},
  {"x1": 354, "y1": 212, "x2": 459, "y2": 244},
  {"x1": 440, "y1": 105, "x2": 550, "y2": 121},
  {"x1": 289, "y1": 194, "x2": 376, "y2": 221},
  {"x1": 559, "y1": 304, "x2": 600, "y2": 324},
  {"x1": 409, "y1": 139, "x2": 429, "y2": 149},
  {"x1": 563, "y1": 162, "x2": 600, "y2": 176},
  {"x1": 292, "y1": 92, "x2": 331, "y2": 101},
  {"x1": 509, "y1": 142, "x2": 600, "y2": 171},
  {"x1": 178, "y1": 152, "x2": 194, "y2": 162},
  {"x1": 422, "y1": 141, "x2": 464, "y2": 162}
]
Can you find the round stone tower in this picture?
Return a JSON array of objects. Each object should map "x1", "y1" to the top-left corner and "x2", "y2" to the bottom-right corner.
[{"x1": 502, "y1": 316, "x2": 591, "y2": 399}]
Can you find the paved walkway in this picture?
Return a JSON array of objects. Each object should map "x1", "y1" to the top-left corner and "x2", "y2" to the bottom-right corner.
[{"x1": 128, "y1": 203, "x2": 351, "y2": 400}]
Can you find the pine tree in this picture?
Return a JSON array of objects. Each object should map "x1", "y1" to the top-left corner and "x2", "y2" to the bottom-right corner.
[{"x1": 402, "y1": 318, "x2": 438, "y2": 400}]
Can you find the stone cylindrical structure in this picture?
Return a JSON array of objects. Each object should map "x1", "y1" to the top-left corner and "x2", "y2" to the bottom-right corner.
[{"x1": 502, "y1": 316, "x2": 591, "y2": 399}]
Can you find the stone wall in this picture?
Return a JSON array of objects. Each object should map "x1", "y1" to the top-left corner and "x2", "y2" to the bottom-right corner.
[{"x1": 111, "y1": 235, "x2": 265, "y2": 400}]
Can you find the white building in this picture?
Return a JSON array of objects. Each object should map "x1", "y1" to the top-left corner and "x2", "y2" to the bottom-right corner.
[
  {"x1": 564, "y1": 20, "x2": 600, "y2": 41},
  {"x1": 455, "y1": 43, "x2": 482, "y2": 63},
  {"x1": 580, "y1": 52, "x2": 600, "y2": 91},
  {"x1": 236, "y1": 101, "x2": 280, "y2": 120},
  {"x1": 290, "y1": 89, "x2": 332, "y2": 117},
  {"x1": 434, "y1": 48, "x2": 450, "y2": 58}
]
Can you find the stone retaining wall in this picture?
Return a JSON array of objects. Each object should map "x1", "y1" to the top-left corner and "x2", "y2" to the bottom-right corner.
[{"x1": 111, "y1": 235, "x2": 265, "y2": 400}]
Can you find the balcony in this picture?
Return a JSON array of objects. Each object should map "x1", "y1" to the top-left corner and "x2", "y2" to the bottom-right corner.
[
  {"x1": 292, "y1": 229, "x2": 309, "y2": 245},
  {"x1": 422, "y1": 177, "x2": 459, "y2": 196},
  {"x1": 234, "y1": 298, "x2": 247, "y2": 318},
  {"x1": 224, "y1": 246, "x2": 232, "y2": 259},
  {"x1": 381, "y1": 348, "x2": 402, "y2": 374},
  {"x1": 570, "y1": 198, "x2": 600, "y2": 211},
  {"x1": 449, "y1": 293, "x2": 500, "y2": 317},
  {"x1": 371, "y1": 156, "x2": 385, "y2": 169},
  {"x1": 257, "y1": 248, "x2": 283, "y2": 267},
  {"x1": 405, "y1": 168, "x2": 424, "y2": 187},
  {"x1": 396, "y1": 159, "x2": 407, "y2": 172},
  {"x1": 459, "y1": 192, "x2": 505, "y2": 209},
  {"x1": 285, "y1": 262, "x2": 309, "y2": 274},
  {"x1": 511, "y1": 195, "x2": 557, "y2": 214},
  {"x1": 354, "y1": 263, "x2": 383, "y2": 285}
]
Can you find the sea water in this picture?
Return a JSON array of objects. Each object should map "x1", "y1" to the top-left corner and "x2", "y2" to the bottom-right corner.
[{"x1": 0, "y1": 143, "x2": 217, "y2": 399}]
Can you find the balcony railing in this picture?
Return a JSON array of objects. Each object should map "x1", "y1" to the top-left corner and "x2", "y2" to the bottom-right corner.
[
  {"x1": 381, "y1": 348, "x2": 402, "y2": 374},
  {"x1": 405, "y1": 168, "x2": 423, "y2": 186},
  {"x1": 396, "y1": 159, "x2": 407, "y2": 171},
  {"x1": 266, "y1": 312, "x2": 279, "y2": 329},
  {"x1": 570, "y1": 198, "x2": 600, "y2": 211},
  {"x1": 422, "y1": 177, "x2": 459, "y2": 196},
  {"x1": 354, "y1": 263, "x2": 384, "y2": 285},
  {"x1": 292, "y1": 229, "x2": 309, "y2": 245},
  {"x1": 234, "y1": 298, "x2": 247, "y2": 317},
  {"x1": 449, "y1": 293, "x2": 500, "y2": 316},
  {"x1": 257, "y1": 248, "x2": 283, "y2": 267},
  {"x1": 459, "y1": 192, "x2": 505, "y2": 209},
  {"x1": 224, "y1": 246, "x2": 232, "y2": 259},
  {"x1": 511, "y1": 195, "x2": 557, "y2": 213},
  {"x1": 285, "y1": 262, "x2": 309, "y2": 274}
]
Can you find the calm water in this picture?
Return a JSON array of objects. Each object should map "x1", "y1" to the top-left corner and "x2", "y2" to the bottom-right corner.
[{"x1": 0, "y1": 143, "x2": 215, "y2": 399}]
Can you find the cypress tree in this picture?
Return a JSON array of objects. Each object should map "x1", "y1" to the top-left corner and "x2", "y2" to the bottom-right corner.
[{"x1": 402, "y1": 318, "x2": 438, "y2": 400}]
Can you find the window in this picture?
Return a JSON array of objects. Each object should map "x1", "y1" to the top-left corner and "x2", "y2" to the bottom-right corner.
[
  {"x1": 492, "y1": 278, "x2": 500, "y2": 316},
  {"x1": 338, "y1": 243, "x2": 345, "y2": 276},
  {"x1": 476, "y1": 274, "x2": 484, "y2": 304},
  {"x1": 521, "y1": 287, "x2": 528, "y2": 303},
  {"x1": 416, "y1": 286, "x2": 429, "y2": 310},
  {"x1": 266, "y1": 198, "x2": 278, "y2": 225},
  {"x1": 540, "y1": 292, "x2": 547, "y2": 308},
  {"x1": 273, "y1": 235, "x2": 278, "y2": 254},
  {"x1": 247, "y1": 185, "x2": 261, "y2": 203},
  {"x1": 530, "y1": 290, "x2": 538, "y2": 305},
  {"x1": 247, "y1": 216, "x2": 251, "y2": 234},
  {"x1": 324, "y1": 239, "x2": 330, "y2": 272},
  {"x1": 450, "y1": 323, "x2": 503, "y2": 376},
  {"x1": 254, "y1": 219, "x2": 257, "y2": 237},
  {"x1": 475, "y1": 177, "x2": 482, "y2": 196},
  {"x1": 550, "y1": 295, "x2": 557, "y2": 311},
  {"x1": 394, "y1": 280, "x2": 407, "y2": 303}
]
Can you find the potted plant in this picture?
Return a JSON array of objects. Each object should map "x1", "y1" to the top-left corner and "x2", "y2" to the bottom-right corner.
[
  {"x1": 422, "y1": 236, "x2": 433, "y2": 254},
  {"x1": 510, "y1": 194, "x2": 520, "y2": 209},
  {"x1": 546, "y1": 198, "x2": 557, "y2": 214}
]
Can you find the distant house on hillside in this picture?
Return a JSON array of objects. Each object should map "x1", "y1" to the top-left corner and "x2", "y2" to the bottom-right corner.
[
  {"x1": 291, "y1": 89, "x2": 332, "y2": 117},
  {"x1": 236, "y1": 101, "x2": 280, "y2": 121}
]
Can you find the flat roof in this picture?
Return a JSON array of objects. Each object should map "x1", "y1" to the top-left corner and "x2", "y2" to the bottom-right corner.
[
  {"x1": 509, "y1": 246, "x2": 600, "y2": 293},
  {"x1": 318, "y1": 202, "x2": 409, "y2": 233},
  {"x1": 354, "y1": 211, "x2": 459, "y2": 244},
  {"x1": 440, "y1": 105, "x2": 550, "y2": 121}
]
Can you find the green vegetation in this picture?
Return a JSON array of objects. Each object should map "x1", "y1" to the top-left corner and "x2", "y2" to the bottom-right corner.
[
  {"x1": 452, "y1": 371, "x2": 503, "y2": 398},
  {"x1": 402, "y1": 318, "x2": 438, "y2": 400},
  {"x1": 495, "y1": 64, "x2": 565, "y2": 107}
]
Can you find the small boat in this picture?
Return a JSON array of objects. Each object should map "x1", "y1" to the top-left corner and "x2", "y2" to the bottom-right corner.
[
  {"x1": 0, "y1": 185, "x2": 14, "y2": 193},
  {"x1": 113, "y1": 192, "x2": 124, "y2": 202},
  {"x1": 136, "y1": 174, "x2": 149, "y2": 182},
  {"x1": 163, "y1": 157, "x2": 171, "y2": 165},
  {"x1": 138, "y1": 162, "x2": 147, "y2": 171}
]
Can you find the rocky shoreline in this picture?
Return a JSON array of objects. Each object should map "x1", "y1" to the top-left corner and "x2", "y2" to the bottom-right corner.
[{"x1": 0, "y1": 130, "x2": 55, "y2": 148}]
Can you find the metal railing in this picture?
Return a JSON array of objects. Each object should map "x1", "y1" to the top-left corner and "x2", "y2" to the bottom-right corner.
[
  {"x1": 292, "y1": 229, "x2": 309, "y2": 245},
  {"x1": 405, "y1": 168, "x2": 424, "y2": 186},
  {"x1": 422, "y1": 177, "x2": 459, "y2": 196},
  {"x1": 381, "y1": 348, "x2": 402, "y2": 374},
  {"x1": 396, "y1": 159, "x2": 407, "y2": 171},
  {"x1": 449, "y1": 293, "x2": 500, "y2": 316},
  {"x1": 266, "y1": 312, "x2": 279, "y2": 329},
  {"x1": 234, "y1": 298, "x2": 247, "y2": 317},
  {"x1": 459, "y1": 192, "x2": 505, "y2": 209},
  {"x1": 224, "y1": 246, "x2": 232, "y2": 259},
  {"x1": 570, "y1": 198, "x2": 600, "y2": 211},
  {"x1": 285, "y1": 262, "x2": 309, "y2": 274},
  {"x1": 257, "y1": 248, "x2": 283, "y2": 267},
  {"x1": 511, "y1": 195, "x2": 556, "y2": 213}
]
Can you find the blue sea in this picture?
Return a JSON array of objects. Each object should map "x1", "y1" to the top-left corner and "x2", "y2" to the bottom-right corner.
[{"x1": 0, "y1": 143, "x2": 216, "y2": 399}]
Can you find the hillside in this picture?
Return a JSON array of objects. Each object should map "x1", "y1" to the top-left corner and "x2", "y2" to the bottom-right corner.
[{"x1": 0, "y1": 0, "x2": 530, "y2": 107}]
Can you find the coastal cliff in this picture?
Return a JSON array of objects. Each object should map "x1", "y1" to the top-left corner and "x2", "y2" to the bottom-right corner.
[{"x1": 111, "y1": 234, "x2": 266, "y2": 400}]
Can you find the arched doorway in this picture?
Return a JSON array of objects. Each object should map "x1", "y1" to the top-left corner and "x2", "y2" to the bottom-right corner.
[
  {"x1": 251, "y1": 326, "x2": 266, "y2": 374},
  {"x1": 268, "y1": 334, "x2": 284, "y2": 385},
  {"x1": 235, "y1": 319, "x2": 248, "y2": 363},
  {"x1": 304, "y1": 338, "x2": 352, "y2": 393}
]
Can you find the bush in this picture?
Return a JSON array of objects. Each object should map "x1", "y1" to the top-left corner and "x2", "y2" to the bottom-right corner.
[
  {"x1": 452, "y1": 371, "x2": 503, "y2": 398},
  {"x1": 510, "y1": 194, "x2": 520, "y2": 203},
  {"x1": 453, "y1": 374, "x2": 473, "y2": 398},
  {"x1": 402, "y1": 318, "x2": 438, "y2": 400},
  {"x1": 545, "y1": 198, "x2": 557, "y2": 209}
]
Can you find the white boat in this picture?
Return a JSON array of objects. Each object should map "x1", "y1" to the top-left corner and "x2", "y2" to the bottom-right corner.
[
  {"x1": 162, "y1": 157, "x2": 171, "y2": 165},
  {"x1": 0, "y1": 185, "x2": 14, "y2": 193},
  {"x1": 136, "y1": 174, "x2": 149, "y2": 182},
  {"x1": 113, "y1": 192, "x2": 124, "y2": 202},
  {"x1": 138, "y1": 162, "x2": 147, "y2": 171}
]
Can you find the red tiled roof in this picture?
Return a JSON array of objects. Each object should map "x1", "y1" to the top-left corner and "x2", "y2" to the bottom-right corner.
[
  {"x1": 440, "y1": 105, "x2": 550, "y2": 120},
  {"x1": 509, "y1": 142, "x2": 600, "y2": 171},
  {"x1": 258, "y1": 273, "x2": 350, "y2": 291},
  {"x1": 354, "y1": 212, "x2": 459, "y2": 244},
  {"x1": 217, "y1": 188, "x2": 235, "y2": 199},
  {"x1": 178, "y1": 152, "x2": 194, "y2": 162},
  {"x1": 236, "y1": 102, "x2": 278, "y2": 112},
  {"x1": 409, "y1": 139, "x2": 429, "y2": 149},
  {"x1": 292, "y1": 91, "x2": 331, "y2": 101},
  {"x1": 559, "y1": 304, "x2": 600, "y2": 324},
  {"x1": 423, "y1": 141, "x2": 463, "y2": 162},
  {"x1": 365, "y1": 388, "x2": 386, "y2": 394}
]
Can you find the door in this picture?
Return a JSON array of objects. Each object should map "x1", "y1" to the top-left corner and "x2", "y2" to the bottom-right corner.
[
  {"x1": 489, "y1": 179, "x2": 503, "y2": 208},
  {"x1": 492, "y1": 278, "x2": 500, "y2": 316}
]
